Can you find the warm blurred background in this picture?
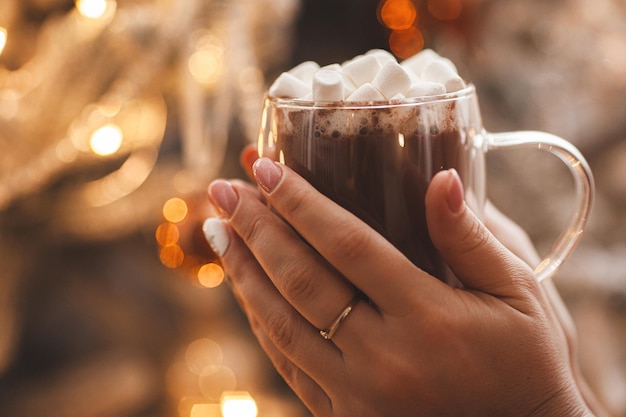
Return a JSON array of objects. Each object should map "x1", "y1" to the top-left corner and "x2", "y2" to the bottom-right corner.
[{"x1": 0, "y1": 0, "x2": 624, "y2": 416}]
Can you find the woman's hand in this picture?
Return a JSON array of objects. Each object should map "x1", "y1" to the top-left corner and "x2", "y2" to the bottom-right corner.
[{"x1": 202, "y1": 156, "x2": 592, "y2": 417}]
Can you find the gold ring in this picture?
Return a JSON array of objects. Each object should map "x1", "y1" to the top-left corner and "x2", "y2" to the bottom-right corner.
[{"x1": 320, "y1": 298, "x2": 358, "y2": 340}]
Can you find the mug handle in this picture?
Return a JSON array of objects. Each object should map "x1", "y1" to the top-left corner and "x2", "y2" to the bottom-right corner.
[{"x1": 486, "y1": 131, "x2": 595, "y2": 282}]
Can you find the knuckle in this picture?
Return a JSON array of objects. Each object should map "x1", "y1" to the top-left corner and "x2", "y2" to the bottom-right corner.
[
  {"x1": 459, "y1": 219, "x2": 491, "y2": 255},
  {"x1": 331, "y1": 223, "x2": 373, "y2": 262},
  {"x1": 280, "y1": 259, "x2": 319, "y2": 304},
  {"x1": 275, "y1": 183, "x2": 309, "y2": 217},
  {"x1": 239, "y1": 214, "x2": 272, "y2": 246},
  {"x1": 264, "y1": 310, "x2": 297, "y2": 353}
]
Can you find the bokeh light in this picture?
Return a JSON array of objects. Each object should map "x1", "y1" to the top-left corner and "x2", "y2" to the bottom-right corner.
[
  {"x1": 378, "y1": 0, "x2": 418, "y2": 30},
  {"x1": 0, "y1": 27, "x2": 7, "y2": 56},
  {"x1": 76, "y1": 0, "x2": 113, "y2": 19},
  {"x1": 163, "y1": 197, "x2": 189, "y2": 223},
  {"x1": 389, "y1": 26, "x2": 425, "y2": 59},
  {"x1": 189, "y1": 403, "x2": 221, "y2": 417},
  {"x1": 221, "y1": 392, "x2": 258, "y2": 417},
  {"x1": 159, "y1": 244, "x2": 185, "y2": 268},
  {"x1": 185, "y1": 338, "x2": 224, "y2": 376},
  {"x1": 156, "y1": 222, "x2": 180, "y2": 247},
  {"x1": 197, "y1": 263, "x2": 225, "y2": 288},
  {"x1": 89, "y1": 124, "x2": 123, "y2": 156}
]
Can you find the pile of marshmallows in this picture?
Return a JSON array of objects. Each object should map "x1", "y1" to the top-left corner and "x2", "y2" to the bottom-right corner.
[{"x1": 269, "y1": 49, "x2": 466, "y2": 102}]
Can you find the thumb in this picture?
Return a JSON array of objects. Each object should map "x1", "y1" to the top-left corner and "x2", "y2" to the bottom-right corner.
[{"x1": 425, "y1": 169, "x2": 535, "y2": 296}]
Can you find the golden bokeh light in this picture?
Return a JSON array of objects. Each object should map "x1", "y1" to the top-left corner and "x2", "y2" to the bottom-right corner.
[
  {"x1": 188, "y1": 47, "x2": 223, "y2": 88},
  {"x1": 163, "y1": 197, "x2": 189, "y2": 223},
  {"x1": 156, "y1": 222, "x2": 180, "y2": 247},
  {"x1": 160, "y1": 244, "x2": 185, "y2": 268},
  {"x1": 389, "y1": 26, "x2": 425, "y2": 59},
  {"x1": 76, "y1": 0, "x2": 113, "y2": 19},
  {"x1": 89, "y1": 124, "x2": 123, "y2": 156},
  {"x1": 0, "y1": 27, "x2": 7, "y2": 56},
  {"x1": 221, "y1": 392, "x2": 258, "y2": 417},
  {"x1": 185, "y1": 338, "x2": 224, "y2": 376},
  {"x1": 427, "y1": 0, "x2": 463, "y2": 21},
  {"x1": 197, "y1": 263, "x2": 224, "y2": 288},
  {"x1": 379, "y1": 0, "x2": 418, "y2": 30}
]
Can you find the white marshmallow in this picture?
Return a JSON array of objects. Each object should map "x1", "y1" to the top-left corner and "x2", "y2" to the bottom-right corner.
[
  {"x1": 371, "y1": 61, "x2": 412, "y2": 99},
  {"x1": 406, "y1": 81, "x2": 446, "y2": 97},
  {"x1": 321, "y1": 63, "x2": 342, "y2": 72},
  {"x1": 421, "y1": 59, "x2": 465, "y2": 92},
  {"x1": 313, "y1": 69, "x2": 344, "y2": 101},
  {"x1": 342, "y1": 54, "x2": 381, "y2": 87},
  {"x1": 288, "y1": 60, "x2": 320, "y2": 85},
  {"x1": 347, "y1": 83, "x2": 386, "y2": 102},
  {"x1": 365, "y1": 49, "x2": 397, "y2": 66},
  {"x1": 269, "y1": 72, "x2": 310, "y2": 98},
  {"x1": 401, "y1": 48, "x2": 441, "y2": 77}
]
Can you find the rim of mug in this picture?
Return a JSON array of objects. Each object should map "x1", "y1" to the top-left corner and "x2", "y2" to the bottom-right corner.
[{"x1": 266, "y1": 83, "x2": 476, "y2": 109}]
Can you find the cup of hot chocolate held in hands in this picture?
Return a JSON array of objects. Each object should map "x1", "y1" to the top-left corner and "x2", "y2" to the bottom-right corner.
[{"x1": 258, "y1": 49, "x2": 594, "y2": 284}]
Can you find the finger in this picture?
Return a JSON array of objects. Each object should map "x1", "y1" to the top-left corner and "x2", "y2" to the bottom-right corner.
[
  {"x1": 425, "y1": 169, "x2": 536, "y2": 298},
  {"x1": 207, "y1": 179, "x2": 379, "y2": 349},
  {"x1": 248, "y1": 316, "x2": 333, "y2": 417},
  {"x1": 202, "y1": 216, "x2": 343, "y2": 383},
  {"x1": 252, "y1": 157, "x2": 443, "y2": 314}
]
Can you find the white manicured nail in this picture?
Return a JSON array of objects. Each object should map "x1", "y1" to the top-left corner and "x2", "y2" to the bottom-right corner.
[{"x1": 202, "y1": 218, "x2": 230, "y2": 257}]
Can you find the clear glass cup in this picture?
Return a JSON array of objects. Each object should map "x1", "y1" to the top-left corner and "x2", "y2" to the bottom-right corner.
[{"x1": 257, "y1": 84, "x2": 594, "y2": 284}]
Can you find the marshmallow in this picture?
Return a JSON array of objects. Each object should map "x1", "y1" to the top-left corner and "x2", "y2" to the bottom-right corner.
[
  {"x1": 421, "y1": 59, "x2": 466, "y2": 92},
  {"x1": 321, "y1": 63, "x2": 342, "y2": 72},
  {"x1": 371, "y1": 61, "x2": 412, "y2": 99},
  {"x1": 269, "y1": 72, "x2": 310, "y2": 98},
  {"x1": 313, "y1": 69, "x2": 344, "y2": 101},
  {"x1": 365, "y1": 49, "x2": 397, "y2": 66},
  {"x1": 347, "y1": 83, "x2": 386, "y2": 102},
  {"x1": 401, "y1": 48, "x2": 441, "y2": 76},
  {"x1": 406, "y1": 81, "x2": 446, "y2": 97},
  {"x1": 288, "y1": 60, "x2": 320, "y2": 85},
  {"x1": 342, "y1": 54, "x2": 381, "y2": 87}
]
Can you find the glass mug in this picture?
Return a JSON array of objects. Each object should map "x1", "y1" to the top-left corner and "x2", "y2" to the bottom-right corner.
[{"x1": 257, "y1": 84, "x2": 594, "y2": 284}]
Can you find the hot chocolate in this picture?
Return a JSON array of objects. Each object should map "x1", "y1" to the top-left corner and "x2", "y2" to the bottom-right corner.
[{"x1": 272, "y1": 101, "x2": 471, "y2": 282}]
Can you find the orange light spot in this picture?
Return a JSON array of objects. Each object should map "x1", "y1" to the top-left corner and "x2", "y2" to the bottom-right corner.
[
  {"x1": 156, "y1": 222, "x2": 180, "y2": 246},
  {"x1": 197, "y1": 263, "x2": 224, "y2": 288},
  {"x1": 389, "y1": 27, "x2": 425, "y2": 59},
  {"x1": 379, "y1": 0, "x2": 418, "y2": 30},
  {"x1": 163, "y1": 197, "x2": 188, "y2": 223},
  {"x1": 160, "y1": 244, "x2": 185, "y2": 268},
  {"x1": 428, "y1": 0, "x2": 462, "y2": 21}
]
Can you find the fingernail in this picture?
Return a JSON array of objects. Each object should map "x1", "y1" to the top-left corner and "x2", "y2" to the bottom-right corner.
[
  {"x1": 253, "y1": 158, "x2": 283, "y2": 193},
  {"x1": 446, "y1": 169, "x2": 464, "y2": 214},
  {"x1": 208, "y1": 180, "x2": 239, "y2": 216},
  {"x1": 202, "y1": 217, "x2": 230, "y2": 257}
]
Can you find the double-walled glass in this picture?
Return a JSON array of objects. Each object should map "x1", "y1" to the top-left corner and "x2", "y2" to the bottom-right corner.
[{"x1": 258, "y1": 85, "x2": 594, "y2": 284}]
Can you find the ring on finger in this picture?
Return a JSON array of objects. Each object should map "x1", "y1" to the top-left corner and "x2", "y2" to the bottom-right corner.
[{"x1": 319, "y1": 297, "x2": 359, "y2": 341}]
